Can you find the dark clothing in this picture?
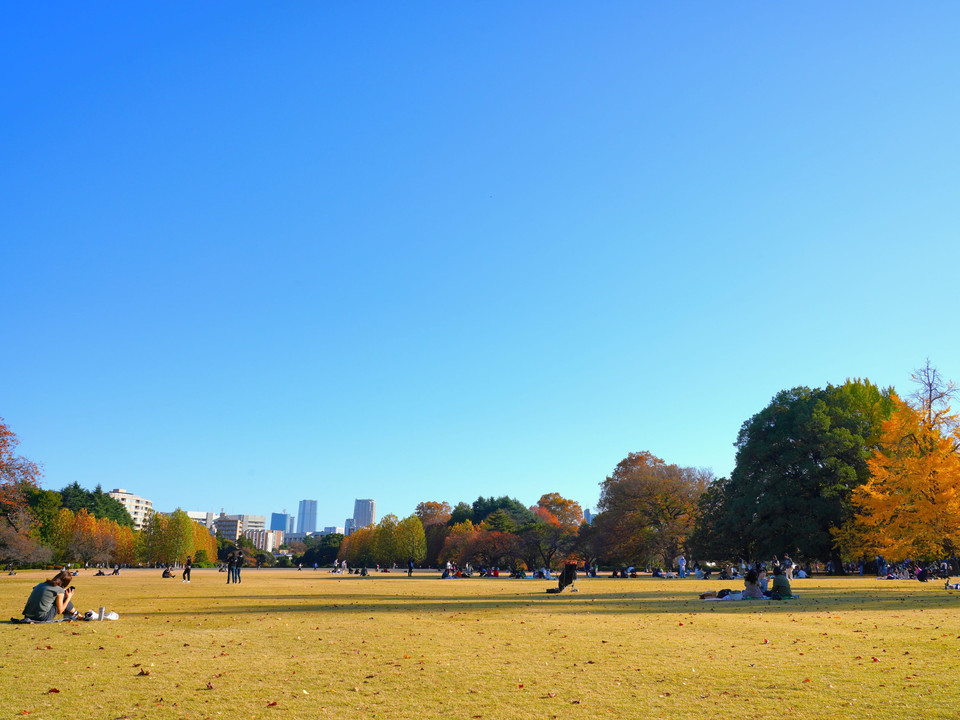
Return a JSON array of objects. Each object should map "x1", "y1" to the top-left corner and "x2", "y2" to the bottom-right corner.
[{"x1": 772, "y1": 574, "x2": 793, "y2": 597}]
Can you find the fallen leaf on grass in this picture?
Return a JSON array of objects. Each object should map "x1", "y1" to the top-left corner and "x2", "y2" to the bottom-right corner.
[
  {"x1": 47, "y1": 689, "x2": 60, "y2": 694},
  {"x1": 137, "y1": 669, "x2": 151, "y2": 676},
  {"x1": 266, "y1": 701, "x2": 278, "y2": 707}
]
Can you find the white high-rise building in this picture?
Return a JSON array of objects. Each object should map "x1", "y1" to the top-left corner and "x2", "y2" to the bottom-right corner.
[{"x1": 108, "y1": 489, "x2": 153, "y2": 530}]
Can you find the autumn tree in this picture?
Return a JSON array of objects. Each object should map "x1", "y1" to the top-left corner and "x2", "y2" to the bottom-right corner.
[
  {"x1": 339, "y1": 525, "x2": 376, "y2": 567},
  {"x1": 68, "y1": 508, "x2": 100, "y2": 564},
  {"x1": 114, "y1": 524, "x2": 138, "y2": 565},
  {"x1": 438, "y1": 520, "x2": 475, "y2": 566},
  {"x1": 415, "y1": 501, "x2": 452, "y2": 526},
  {"x1": 191, "y1": 522, "x2": 216, "y2": 565},
  {"x1": 0, "y1": 418, "x2": 50, "y2": 565},
  {"x1": 595, "y1": 451, "x2": 709, "y2": 568},
  {"x1": 838, "y1": 364, "x2": 960, "y2": 560},
  {"x1": 521, "y1": 505, "x2": 579, "y2": 570},
  {"x1": 536, "y1": 493, "x2": 584, "y2": 529},
  {"x1": 415, "y1": 500, "x2": 452, "y2": 566},
  {"x1": 460, "y1": 530, "x2": 523, "y2": 569}
]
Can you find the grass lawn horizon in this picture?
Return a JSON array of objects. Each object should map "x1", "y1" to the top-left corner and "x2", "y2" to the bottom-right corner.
[{"x1": 2, "y1": 569, "x2": 958, "y2": 719}]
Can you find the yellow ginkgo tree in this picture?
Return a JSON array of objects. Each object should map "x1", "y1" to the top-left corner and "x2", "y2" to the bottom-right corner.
[{"x1": 838, "y1": 363, "x2": 960, "y2": 561}]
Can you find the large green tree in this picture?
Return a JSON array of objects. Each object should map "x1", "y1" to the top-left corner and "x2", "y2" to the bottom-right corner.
[
  {"x1": 470, "y1": 496, "x2": 534, "y2": 527},
  {"x1": 717, "y1": 379, "x2": 891, "y2": 564},
  {"x1": 300, "y1": 533, "x2": 344, "y2": 567},
  {"x1": 59, "y1": 482, "x2": 133, "y2": 527}
]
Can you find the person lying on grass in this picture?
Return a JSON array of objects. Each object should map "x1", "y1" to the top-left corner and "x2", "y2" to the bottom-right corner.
[{"x1": 22, "y1": 569, "x2": 80, "y2": 622}]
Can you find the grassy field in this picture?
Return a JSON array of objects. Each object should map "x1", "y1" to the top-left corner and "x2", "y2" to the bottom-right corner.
[{"x1": 2, "y1": 569, "x2": 958, "y2": 719}]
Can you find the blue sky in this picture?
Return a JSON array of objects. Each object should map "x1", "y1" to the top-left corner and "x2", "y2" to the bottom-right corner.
[{"x1": 3, "y1": 4, "x2": 959, "y2": 528}]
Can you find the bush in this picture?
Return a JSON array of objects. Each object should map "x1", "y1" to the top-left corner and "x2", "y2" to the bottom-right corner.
[{"x1": 193, "y1": 549, "x2": 215, "y2": 567}]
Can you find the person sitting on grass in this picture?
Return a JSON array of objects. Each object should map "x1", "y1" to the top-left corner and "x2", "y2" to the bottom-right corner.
[
  {"x1": 771, "y1": 566, "x2": 793, "y2": 597},
  {"x1": 22, "y1": 570, "x2": 80, "y2": 622},
  {"x1": 742, "y1": 569, "x2": 764, "y2": 599},
  {"x1": 162, "y1": 566, "x2": 175, "y2": 578},
  {"x1": 758, "y1": 569, "x2": 770, "y2": 595}
]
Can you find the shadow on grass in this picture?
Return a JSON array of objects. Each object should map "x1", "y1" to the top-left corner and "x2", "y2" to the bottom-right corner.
[{"x1": 142, "y1": 582, "x2": 960, "y2": 617}]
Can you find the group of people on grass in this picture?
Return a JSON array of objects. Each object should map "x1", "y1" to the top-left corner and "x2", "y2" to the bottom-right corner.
[{"x1": 222, "y1": 549, "x2": 244, "y2": 583}]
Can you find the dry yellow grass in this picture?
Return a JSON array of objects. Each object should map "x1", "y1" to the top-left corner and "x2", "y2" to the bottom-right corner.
[{"x1": 2, "y1": 569, "x2": 959, "y2": 719}]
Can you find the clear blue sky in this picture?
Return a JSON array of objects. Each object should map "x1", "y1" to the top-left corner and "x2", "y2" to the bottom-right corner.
[{"x1": 3, "y1": 4, "x2": 959, "y2": 528}]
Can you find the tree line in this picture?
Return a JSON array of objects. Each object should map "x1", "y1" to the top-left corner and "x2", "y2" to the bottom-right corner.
[
  {"x1": 2, "y1": 362, "x2": 958, "y2": 572},
  {"x1": 0, "y1": 428, "x2": 218, "y2": 568}
]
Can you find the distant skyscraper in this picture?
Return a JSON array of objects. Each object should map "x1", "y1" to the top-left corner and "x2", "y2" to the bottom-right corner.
[
  {"x1": 353, "y1": 499, "x2": 375, "y2": 529},
  {"x1": 584, "y1": 508, "x2": 593, "y2": 524},
  {"x1": 297, "y1": 499, "x2": 318, "y2": 534},
  {"x1": 344, "y1": 518, "x2": 355, "y2": 536},
  {"x1": 270, "y1": 512, "x2": 291, "y2": 532},
  {"x1": 288, "y1": 516, "x2": 295, "y2": 534}
]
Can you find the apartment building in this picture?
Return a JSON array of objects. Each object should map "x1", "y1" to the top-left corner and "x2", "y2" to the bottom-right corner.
[{"x1": 108, "y1": 488, "x2": 153, "y2": 530}]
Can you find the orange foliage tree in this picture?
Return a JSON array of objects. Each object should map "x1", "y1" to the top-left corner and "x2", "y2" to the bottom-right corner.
[
  {"x1": 536, "y1": 493, "x2": 583, "y2": 529},
  {"x1": 415, "y1": 501, "x2": 452, "y2": 526},
  {"x1": 114, "y1": 524, "x2": 138, "y2": 565},
  {"x1": 595, "y1": 451, "x2": 708, "y2": 568},
  {"x1": 838, "y1": 386, "x2": 960, "y2": 561},
  {"x1": 522, "y1": 504, "x2": 579, "y2": 569},
  {"x1": 339, "y1": 525, "x2": 375, "y2": 567},
  {"x1": 460, "y1": 530, "x2": 524, "y2": 569},
  {"x1": 415, "y1": 500, "x2": 453, "y2": 566},
  {"x1": 191, "y1": 521, "x2": 216, "y2": 565},
  {"x1": 437, "y1": 520, "x2": 475, "y2": 566}
]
